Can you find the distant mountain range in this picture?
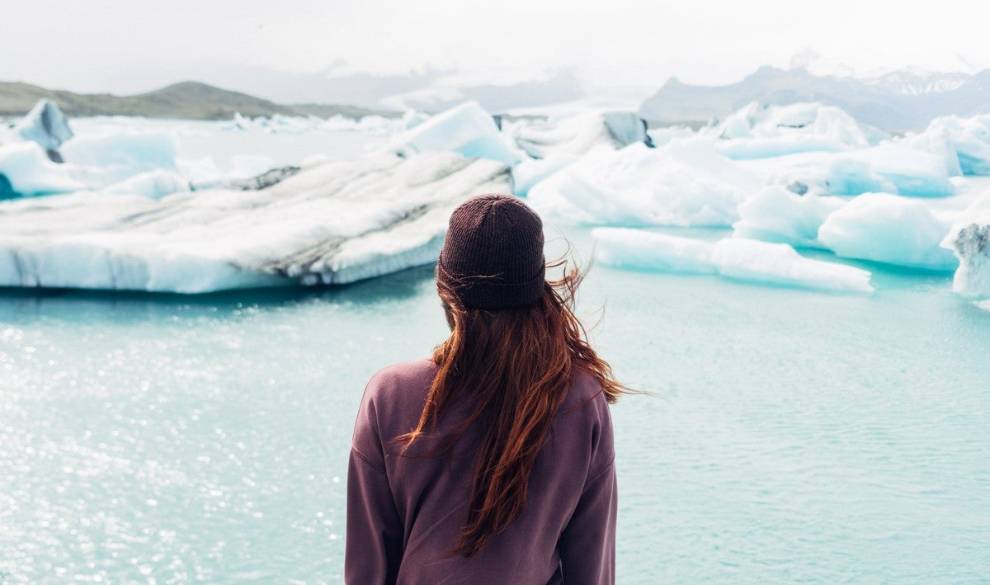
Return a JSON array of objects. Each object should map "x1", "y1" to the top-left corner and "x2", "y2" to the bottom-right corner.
[
  {"x1": 639, "y1": 66, "x2": 990, "y2": 131},
  {"x1": 0, "y1": 81, "x2": 392, "y2": 120}
]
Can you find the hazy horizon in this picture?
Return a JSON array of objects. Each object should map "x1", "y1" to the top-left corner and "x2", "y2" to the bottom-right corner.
[{"x1": 4, "y1": 0, "x2": 990, "y2": 107}]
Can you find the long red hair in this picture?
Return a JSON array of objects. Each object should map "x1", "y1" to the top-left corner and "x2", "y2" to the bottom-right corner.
[{"x1": 398, "y1": 258, "x2": 624, "y2": 557}]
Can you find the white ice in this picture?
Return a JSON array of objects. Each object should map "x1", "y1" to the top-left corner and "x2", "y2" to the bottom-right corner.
[
  {"x1": 592, "y1": 227, "x2": 873, "y2": 293},
  {"x1": 394, "y1": 101, "x2": 523, "y2": 166},
  {"x1": 818, "y1": 193, "x2": 957, "y2": 270},
  {"x1": 103, "y1": 170, "x2": 191, "y2": 199},
  {"x1": 11, "y1": 99, "x2": 74, "y2": 151},
  {"x1": 908, "y1": 114, "x2": 990, "y2": 176},
  {"x1": 507, "y1": 111, "x2": 647, "y2": 159},
  {"x1": 733, "y1": 186, "x2": 846, "y2": 247},
  {"x1": 528, "y1": 140, "x2": 760, "y2": 227},
  {"x1": 0, "y1": 152, "x2": 511, "y2": 292},
  {"x1": 0, "y1": 142, "x2": 85, "y2": 195},
  {"x1": 714, "y1": 102, "x2": 878, "y2": 159},
  {"x1": 943, "y1": 195, "x2": 990, "y2": 298}
]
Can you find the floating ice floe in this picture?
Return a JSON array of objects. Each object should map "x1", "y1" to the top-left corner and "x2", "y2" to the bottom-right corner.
[
  {"x1": 825, "y1": 144, "x2": 956, "y2": 197},
  {"x1": 0, "y1": 111, "x2": 180, "y2": 198},
  {"x1": 908, "y1": 114, "x2": 990, "y2": 176},
  {"x1": 0, "y1": 142, "x2": 85, "y2": 196},
  {"x1": 394, "y1": 101, "x2": 523, "y2": 166},
  {"x1": 508, "y1": 111, "x2": 648, "y2": 159},
  {"x1": 732, "y1": 186, "x2": 846, "y2": 247},
  {"x1": 506, "y1": 110, "x2": 650, "y2": 195},
  {"x1": 592, "y1": 227, "x2": 873, "y2": 293},
  {"x1": 714, "y1": 102, "x2": 880, "y2": 159},
  {"x1": 0, "y1": 152, "x2": 511, "y2": 293},
  {"x1": 943, "y1": 196, "x2": 990, "y2": 298},
  {"x1": 103, "y1": 170, "x2": 191, "y2": 199},
  {"x1": 11, "y1": 99, "x2": 74, "y2": 155},
  {"x1": 528, "y1": 140, "x2": 760, "y2": 227},
  {"x1": 818, "y1": 193, "x2": 957, "y2": 271}
]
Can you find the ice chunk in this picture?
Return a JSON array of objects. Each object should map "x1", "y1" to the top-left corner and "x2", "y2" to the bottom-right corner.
[
  {"x1": 0, "y1": 142, "x2": 84, "y2": 195},
  {"x1": 104, "y1": 170, "x2": 190, "y2": 199},
  {"x1": 528, "y1": 140, "x2": 760, "y2": 227},
  {"x1": 592, "y1": 228, "x2": 717, "y2": 274},
  {"x1": 511, "y1": 155, "x2": 577, "y2": 196},
  {"x1": 0, "y1": 152, "x2": 511, "y2": 293},
  {"x1": 818, "y1": 193, "x2": 957, "y2": 270},
  {"x1": 394, "y1": 101, "x2": 522, "y2": 166},
  {"x1": 12, "y1": 99, "x2": 73, "y2": 153},
  {"x1": 714, "y1": 102, "x2": 877, "y2": 159},
  {"x1": 509, "y1": 111, "x2": 648, "y2": 159},
  {"x1": 61, "y1": 131, "x2": 177, "y2": 174},
  {"x1": 733, "y1": 186, "x2": 846, "y2": 247},
  {"x1": 592, "y1": 227, "x2": 873, "y2": 293},
  {"x1": 944, "y1": 195, "x2": 990, "y2": 298},
  {"x1": 947, "y1": 223, "x2": 990, "y2": 298},
  {"x1": 647, "y1": 126, "x2": 696, "y2": 148},
  {"x1": 825, "y1": 145, "x2": 955, "y2": 197},
  {"x1": 910, "y1": 114, "x2": 990, "y2": 176}
]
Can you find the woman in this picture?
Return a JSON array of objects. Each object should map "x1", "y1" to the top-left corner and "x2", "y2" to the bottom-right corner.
[{"x1": 346, "y1": 194, "x2": 623, "y2": 584}]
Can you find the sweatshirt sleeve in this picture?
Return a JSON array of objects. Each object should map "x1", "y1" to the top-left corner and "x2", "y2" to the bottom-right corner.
[
  {"x1": 557, "y1": 395, "x2": 617, "y2": 585},
  {"x1": 345, "y1": 378, "x2": 403, "y2": 585}
]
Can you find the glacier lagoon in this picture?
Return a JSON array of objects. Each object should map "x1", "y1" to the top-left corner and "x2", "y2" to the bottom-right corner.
[
  {"x1": 2, "y1": 230, "x2": 989, "y2": 584},
  {"x1": 2, "y1": 109, "x2": 990, "y2": 583}
]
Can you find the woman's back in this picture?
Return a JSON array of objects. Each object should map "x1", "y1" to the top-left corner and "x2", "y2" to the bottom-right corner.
[
  {"x1": 345, "y1": 194, "x2": 622, "y2": 584},
  {"x1": 347, "y1": 358, "x2": 616, "y2": 585}
]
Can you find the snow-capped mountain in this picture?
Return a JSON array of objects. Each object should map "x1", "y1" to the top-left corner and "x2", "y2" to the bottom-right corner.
[{"x1": 639, "y1": 66, "x2": 990, "y2": 131}]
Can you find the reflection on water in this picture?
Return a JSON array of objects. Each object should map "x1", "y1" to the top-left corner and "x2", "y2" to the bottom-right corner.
[{"x1": 1, "y1": 234, "x2": 988, "y2": 584}]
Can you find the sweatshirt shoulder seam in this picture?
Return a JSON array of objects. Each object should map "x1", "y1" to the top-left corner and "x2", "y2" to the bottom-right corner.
[
  {"x1": 586, "y1": 453, "x2": 616, "y2": 486},
  {"x1": 351, "y1": 445, "x2": 387, "y2": 475}
]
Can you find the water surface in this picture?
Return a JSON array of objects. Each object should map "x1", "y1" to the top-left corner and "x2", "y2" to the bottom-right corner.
[{"x1": 2, "y1": 229, "x2": 988, "y2": 584}]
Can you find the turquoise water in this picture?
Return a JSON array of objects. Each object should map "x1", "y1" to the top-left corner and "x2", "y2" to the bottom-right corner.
[{"x1": 1, "y1": 227, "x2": 988, "y2": 584}]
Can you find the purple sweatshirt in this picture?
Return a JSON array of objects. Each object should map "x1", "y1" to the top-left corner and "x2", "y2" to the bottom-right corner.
[{"x1": 346, "y1": 358, "x2": 616, "y2": 585}]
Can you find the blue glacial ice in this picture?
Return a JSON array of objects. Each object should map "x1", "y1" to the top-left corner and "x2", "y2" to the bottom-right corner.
[
  {"x1": 713, "y1": 102, "x2": 880, "y2": 159},
  {"x1": 818, "y1": 193, "x2": 957, "y2": 271},
  {"x1": 592, "y1": 227, "x2": 873, "y2": 293},
  {"x1": 908, "y1": 114, "x2": 990, "y2": 176},
  {"x1": 0, "y1": 152, "x2": 511, "y2": 292},
  {"x1": 1, "y1": 101, "x2": 182, "y2": 197},
  {"x1": 944, "y1": 196, "x2": 990, "y2": 298},
  {"x1": 732, "y1": 186, "x2": 846, "y2": 247},
  {"x1": 393, "y1": 101, "x2": 523, "y2": 166},
  {"x1": 528, "y1": 140, "x2": 760, "y2": 227},
  {"x1": 0, "y1": 141, "x2": 85, "y2": 195},
  {"x1": 507, "y1": 109, "x2": 649, "y2": 195},
  {"x1": 11, "y1": 98, "x2": 74, "y2": 153}
]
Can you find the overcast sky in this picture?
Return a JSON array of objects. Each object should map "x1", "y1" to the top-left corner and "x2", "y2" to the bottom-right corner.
[{"x1": 4, "y1": 0, "x2": 990, "y2": 99}]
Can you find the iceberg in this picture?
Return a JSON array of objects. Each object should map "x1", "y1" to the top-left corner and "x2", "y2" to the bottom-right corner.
[
  {"x1": 818, "y1": 193, "x2": 957, "y2": 270},
  {"x1": 11, "y1": 99, "x2": 74, "y2": 156},
  {"x1": 944, "y1": 196, "x2": 990, "y2": 298},
  {"x1": 733, "y1": 186, "x2": 846, "y2": 247},
  {"x1": 394, "y1": 101, "x2": 522, "y2": 166},
  {"x1": 0, "y1": 129, "x2": 180, "y2": 197},
  {"x1": 0, "y1": 152, "x2": 511, "y2": 293},
  {"x1": 825, "y1": 144, "x2": 955, "y2": 197},
  {"x1": 910, "y1": 114, "x2": 990, "y2": 176},
  {"x1": 61, "y1": 131, "x2": 177, "y2": 175},
  {"x1": 528, "y1": 140, "x2": 761, "y2": 227},
  {"x1": 511, "y1": 155, "x2": 577, "y2": 196},
  {"x1": 103, "y1": 170, "x2": 191, "y2": 199},
  {"x1": 592, "y1": 227, "x2": 873, "y2": 293},
  {"x1": 0, "y1": 141, "x2": 85, "y2": 196},
  {"x1": 714, "y1": 102, "x2": 878, "y2": 159},
  {"x1": 948, "y1": 223, "x2": 990, "y2": 298},
  {"x1": 508, "y1": 111, "x2": 648, "y2": 159}
]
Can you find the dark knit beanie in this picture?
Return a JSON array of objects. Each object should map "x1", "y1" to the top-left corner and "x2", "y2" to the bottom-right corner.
[{"x1": 437, "y1": 194, "x2": 546, "y2": 310}]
